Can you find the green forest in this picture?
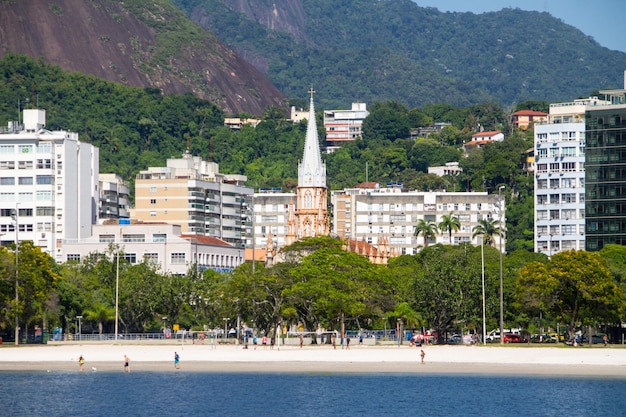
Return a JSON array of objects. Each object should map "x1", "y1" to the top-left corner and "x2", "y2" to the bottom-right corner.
[{"x1": 173, "y1": 0, "x2": 626, "y2": 109}]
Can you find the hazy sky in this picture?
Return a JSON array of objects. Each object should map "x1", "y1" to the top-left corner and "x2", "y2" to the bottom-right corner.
[{"x1": 413, "y1": 0, "x2": 625, "y2": 53}]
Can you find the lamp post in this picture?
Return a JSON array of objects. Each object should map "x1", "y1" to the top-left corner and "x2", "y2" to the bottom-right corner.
[
  {"x1": 480, "y1": 235, "x2": 486, "y2": 345},
  {"x1": 223, "y1": 317, "x2": 229, "y2": 341},
  {"x1": 114, "y1": 251, "x2": 120, "y2": 341},
  {"x1": 498, "y1": 185, "x2": 505, "y2": 345},
  {"x1": 11, "y1": 205, "x2": 18, "y2": 345},
  {"x1": 76, "y1": 315, "x2": 83, "y2": 341}
]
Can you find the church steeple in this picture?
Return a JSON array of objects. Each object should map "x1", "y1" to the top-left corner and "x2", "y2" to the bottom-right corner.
[{"x1": 298, "y1": 87, "x2": 326, "y2": 187}]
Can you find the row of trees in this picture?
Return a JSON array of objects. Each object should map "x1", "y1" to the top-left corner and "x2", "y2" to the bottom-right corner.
[{"x1": 1, "y1": 236, "x2": 624, "y2": 343}]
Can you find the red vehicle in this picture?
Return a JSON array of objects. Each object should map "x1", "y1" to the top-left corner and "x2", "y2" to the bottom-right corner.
[{"x1": 503, "y1": 333, "x2": 521, "y2": 343}]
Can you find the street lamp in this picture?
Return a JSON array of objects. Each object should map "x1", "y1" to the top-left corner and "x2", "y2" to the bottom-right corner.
[
  {"x1": 480, "y1": 235, "x2": 486, "y2": 345},
  {"x1": 498, "y1": 185, "x2": 505, "y2": 345},
  {"x1": 162, "y1": 317, "x2": 168, "y2": 332},
  {"x1": 11, "y1": 206, "x2": 18, "y2": 345},
  {"x1": 114, "y1": 251, "x2": 120, "y2": 341},
  {"x1": 76, "y1": 315, "x2": 83, "y2": 341},
  {"x1": 223, "y1": 317, "x2": 230, "y2": 341}
]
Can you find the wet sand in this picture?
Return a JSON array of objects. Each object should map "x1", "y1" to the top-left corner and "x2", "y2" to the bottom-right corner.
[{"x1": 1, "y1": 343, "x2": 625, "y2": 377}]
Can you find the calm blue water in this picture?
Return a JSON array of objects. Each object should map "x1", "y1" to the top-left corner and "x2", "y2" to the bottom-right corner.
[{"x1": 2, "y1": 371, "x2": 625, "y2": 416}]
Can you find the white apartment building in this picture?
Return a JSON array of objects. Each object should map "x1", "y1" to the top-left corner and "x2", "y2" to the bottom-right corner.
[
  {"x1": 251, "y1": 189, "x2": 295, "y2": 250},
  {"x1": 324, "y1": 102, "x2": 369, "y2": 152},
  {"x1": 331, "y1": 186, "x2": 505, "y2": 255},
  {"x1": 61, "y1": 222, "x2": 243, "y2": 274},
  {"x1": 533, "y1": 97, "x2": 605, "y2": 255},
  {"x1": 0, "y1": 109, "x2": 98, "y2": 260},
  {"x1": 99, "y1": 173, "x2": 130, "y2": 222},
  {"x1": 428, "y1": 161, "x2": 463, "y2": 177}
]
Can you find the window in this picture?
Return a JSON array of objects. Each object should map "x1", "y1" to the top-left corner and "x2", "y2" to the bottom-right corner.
[
  {"x1": 562, "y1": 209, "x2": 576, "y2": 220},
  {"x1": 0, "y1": 177, "x2": 14, "y2": 185},
  {"x1": 36, "y1": 175, "x2": 53, "y2": 185},
  {"x1": 99, "y1": 234, "x2": 115, "y2": 243},
  {"x1": 18, "y1": 161, "x2": 33, "y2": 169},
  {"x1": 150, "y1": 199, "x2": 156, "y2": 204},
  {"x1": 0, "y1": 161, "x2": 15, "y2": 170},
  {"x1": 549, "y1": 194, "x2": 559, "y2": 204},
  {"x1": 550, "y1": 179, "x2": 559, "y2": 189},
  {"x1": 537, "y1": 179, "x2": 547, "y2": 189},
  {"x1": 537, "y1": 210, "x2": 548, "y2": 220},
  {"x1": 37, "y1": 143, "x2": 52, "y2": 153},
  {"x1": 0, "y1": 145, "x2": 14, "y2": 154},
  {"x1": 562, "y1": 162, "x2": 576, "y2": 171},
  {"x1": 562, "y1": 193, "x2": 576, "y2": 203},
  {"x1": 171, "y1": 252, "x2": 186, "y2": 264},
  {"x1": 123, "y1": 254, "x2": 137, "y2": 264},
  {"x1": 144, "y1": 253, "x2": 159, "y2": 263},
  {"x1": 66, "y1": 254, "x2": 81, "y2": 261},
  {"x1": 36, "y1": 191, "x2": 52, "y2": 201},
  {"x1": 150, "y1": 186, "x2": 157, "y2": 193},
  {"x1": 36, "y1": 159, "x2": 52, "y2": 169},
  {"x1": 550, "y1": 210, "x2": 560, "y2": 220},
  {"x1": 18, "y1": 145, "x2": 32, "y2": 154},
  {"x1": 549, "y1": 163, "x2": 559, "y2": 172},
  {"x1": 122, "y1": 234, "x2": 145, "y2": 243},
  {"x1": 152, "y1": 234, "x2": 166, "y2": 243},
  {"x1": 18, "y1": 177, "x2": 33, "y2": 185},
  {"x1": 0, "y1": 192, "x2": 14, "y2": 201},
  {"x1": 536, "y1": 164, "x2": 547, "y2": 173},
  {"x1": 537, "y1": 195, "x2": 547, "y2": 204},
  {"x1": 36, "y1": 207, "x2": 54, "y2": 216}
]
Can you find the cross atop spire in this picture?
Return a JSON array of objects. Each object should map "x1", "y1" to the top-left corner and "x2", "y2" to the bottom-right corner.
[{"x1": 308, "y1": 86, "x2": 316, "y2": 98}]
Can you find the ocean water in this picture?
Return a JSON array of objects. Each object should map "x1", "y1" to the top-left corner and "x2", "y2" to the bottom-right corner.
[{"x1": 2, "y1": 371, "x2": 625, "y2": 417}]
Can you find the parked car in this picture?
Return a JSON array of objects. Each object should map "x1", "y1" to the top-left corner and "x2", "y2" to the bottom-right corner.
[
  {"x1": 447, "y1": 334, "x2": 464, "y2": 345},
  {"x1": 503, "y1": 333, "x2": 521, "y2": 343}
]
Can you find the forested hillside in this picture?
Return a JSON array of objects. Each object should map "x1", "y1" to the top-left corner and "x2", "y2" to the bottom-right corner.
[
  {"x1": 0, "y1": 54, "x2": 535, "y2": 251},
  {"x1": 174, "y1": 0, "x2": 626, "y2": 109}
]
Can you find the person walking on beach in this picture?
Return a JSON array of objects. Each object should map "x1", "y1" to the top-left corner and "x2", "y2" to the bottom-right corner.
[
  {"x1": 124, "y1": 355, "x2": 130, "y2": 373},
  {"x1": 262, "y1": 335, "x2": 267, "y2": 349},
  {"x1": 299, "y1": 334, "x2": 304, "y2": 348},
  {"x1": 331, "y1": 333, "x2": 337, "y2": 350},
  {"x1": 78, "y1": 355, "x2": 84, "y2": 372},
  {"x1": 174, "y1": 352, "x2": 180, "y2": 369},
  {"x1": 420, "y1": 349, "x2": 426, "y2": 364},
  {"x1": 346, "y1": 335, "x2": 350, "y2": 350}
]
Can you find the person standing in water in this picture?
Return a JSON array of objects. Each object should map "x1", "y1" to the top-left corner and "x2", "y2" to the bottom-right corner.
[
  {"x1": 78, "y1": 355, "x2": 84, "y2": 372},
  {"x1": 174, "y1": 352, "x2": 180, "y2": 369},
  {"x1": 124, "y1": 355, "x2": 130, "y2": 373}
]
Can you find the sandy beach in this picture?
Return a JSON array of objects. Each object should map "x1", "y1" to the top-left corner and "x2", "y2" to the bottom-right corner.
[{"x1": 1, "y1": 342, "x2": 626, "y2": 377}]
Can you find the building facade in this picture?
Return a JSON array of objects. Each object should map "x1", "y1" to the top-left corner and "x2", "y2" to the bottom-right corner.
[
  {"x1": 133, "y1": 152, "x2": 252, "y2": 249},
  {"x1": 324, "y1": 102, "x2": 368, "y2": 152},
  {"x1": 0, "y1": 109, "x2": 98, "y2": 260},
  {"x1": 99, "y1": 173, "x2": 130, "y2": 222},
  {"x1": 331, "y1": 186, "x2": 505, "y2": 255},
  {"x1": 61, "y1": 222, "x2": 243, "y2": 274},
  {"x1": 585, "y1": 84, "x2": 626, "y2": 251},
  {"x1": 533, "y1": 97, "x2": 602, "y2": 256}
]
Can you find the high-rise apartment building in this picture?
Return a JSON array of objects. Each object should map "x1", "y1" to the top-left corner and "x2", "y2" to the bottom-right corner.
[
  {"x1": 585, "y1": 78, "x2": 626, "y2": 251},
  {"x1": 133, "y1": 152, "x2": 252, "y2": 249},
  {"x1": 533, "y1": 98, "x2": 601, "y2": 255},
  {"x1": 98, "y1": 173, "x2": 130, "y2": 222},
  {"x1": 0, "y1": 109, "x2": 98, "y2": 260}
]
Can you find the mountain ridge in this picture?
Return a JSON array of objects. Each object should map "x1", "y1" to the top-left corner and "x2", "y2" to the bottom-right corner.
[{"x1": 174, "y1": 0, "x2": 626, "y2": 109}]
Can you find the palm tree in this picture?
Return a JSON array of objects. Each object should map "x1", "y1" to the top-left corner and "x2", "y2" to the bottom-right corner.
[
  {"x1": 472, "y1": 218, "x2": 502, "y2": 247},
  {"x1": 438, "y1": 212, "x2": 461, "y2": 244},
  {"x1": 414, "y1": 218, "x2": 438, "y2": 247},
  {"x1": 85, "y1": 303, "x2": 115, "y2": 335}
]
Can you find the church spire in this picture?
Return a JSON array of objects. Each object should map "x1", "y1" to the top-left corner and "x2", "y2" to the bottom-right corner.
[{"x1": 298, "y1": 87, "x2": 326, "y2": 187}]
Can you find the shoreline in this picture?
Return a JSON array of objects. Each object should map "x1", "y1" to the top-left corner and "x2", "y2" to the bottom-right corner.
[{"x1": 1, "y1": 344, "x2": 625, "y2": 377}]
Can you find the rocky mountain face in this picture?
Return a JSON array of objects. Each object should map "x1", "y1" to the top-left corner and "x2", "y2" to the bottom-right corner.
[{"x1": 0, "y1": 0, "x2": 286, "y2": 115}]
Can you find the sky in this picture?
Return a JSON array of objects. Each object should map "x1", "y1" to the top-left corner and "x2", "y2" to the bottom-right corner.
[{"x1": 413, "y1": 0, "x2": 626, "y2": 53}]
